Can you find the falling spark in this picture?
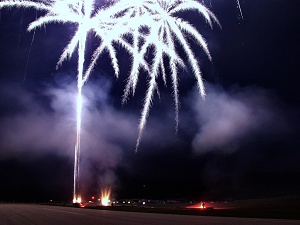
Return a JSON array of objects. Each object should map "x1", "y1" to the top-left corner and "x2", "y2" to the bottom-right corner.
[
  {"x1": 23, "y1": 21, "x2": 36, "y2": 81},
  {"x1": 1, "y1": 0, "x2": 220, "y2": 201},
  {"x1": 84, "y1": 0, "x2": 219, "y2": 151},
  {"x1": 110, "y1": 0, "x2": 220, "y2": 151},
  {"x1": 236, "y1": 0, "x2": 244, "y2": 19}
]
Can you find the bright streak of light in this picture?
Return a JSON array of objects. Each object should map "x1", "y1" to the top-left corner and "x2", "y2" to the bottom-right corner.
[
  {"x1": 236, "y1": 0, "x2": 244, "y2": 19},
  {"x1": 100, "y1": 188, "x2": 111, "y2": 206}
]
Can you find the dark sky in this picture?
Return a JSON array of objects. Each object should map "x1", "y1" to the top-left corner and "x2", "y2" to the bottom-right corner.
[{"x1": 0, "y1": 0, "x2": 300, "y2": 202}]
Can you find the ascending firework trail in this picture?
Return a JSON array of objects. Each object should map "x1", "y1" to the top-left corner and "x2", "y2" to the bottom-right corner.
[{"x1": 0, "y1": 0, "x2": 222, "y2": 202}]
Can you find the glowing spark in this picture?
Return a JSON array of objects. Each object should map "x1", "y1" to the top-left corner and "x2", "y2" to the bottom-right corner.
[
  {"x1": 236, "y1": 0, "x2": 244, "y2": 19},
  {"x1": 100, "y1": 188, "x2": 111, "y2": 206}
]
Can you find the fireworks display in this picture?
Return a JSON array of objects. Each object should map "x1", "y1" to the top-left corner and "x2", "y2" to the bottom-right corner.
[
  {"x1": 2, "y1": 0, "x2": 300, "y2": 206},
  {"x1": 0, "y1": 0, "x2": 221, "y2": 202}
]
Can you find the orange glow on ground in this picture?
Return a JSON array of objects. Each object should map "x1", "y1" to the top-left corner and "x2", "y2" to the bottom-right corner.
[
  {"x1": 187, "y1": 201, "x2": 240, "y2": 210},
  {"x1": 187, "y1": 202, "x2": 206, "y2": 209}
]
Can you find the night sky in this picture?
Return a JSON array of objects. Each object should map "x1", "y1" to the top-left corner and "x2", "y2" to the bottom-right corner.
[{"x1": 0, "y1": 0, "x2": 300, "y2": 203}]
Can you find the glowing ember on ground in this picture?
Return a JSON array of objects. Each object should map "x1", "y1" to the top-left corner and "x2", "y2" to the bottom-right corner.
[
  {"x1": 187, "y1": 201, "x2": 206, "y2": 209},
  {"x1": 100, "y1": 188, "x2": 111, "y2": 206}
]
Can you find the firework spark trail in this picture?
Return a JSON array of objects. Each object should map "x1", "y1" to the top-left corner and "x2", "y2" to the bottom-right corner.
[
  {"x1": 112, "y1": 0, "x2": 219, "y2": 151},
  {"x1": 236, "y1": 0, "x2": 243, "y2": 19},
  {"x1": 89, "y1": 0, "x2": 219, "y2": 151},
  {"x1": 23, "y1": 20, "x2": 36, "y2": 81},
  {"x1": 1, "y1": 0, "x2": 220, "y2": 199}
]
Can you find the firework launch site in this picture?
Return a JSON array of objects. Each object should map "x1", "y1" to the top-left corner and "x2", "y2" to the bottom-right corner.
[
  {"x1": 24, "y1": 195, "x2": 299, "y2": 220},
  {"x1": 2, "y1": 202, "x2": 300, "y2": 225}
]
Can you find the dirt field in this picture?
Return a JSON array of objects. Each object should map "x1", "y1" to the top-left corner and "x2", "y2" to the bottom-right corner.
[
  {"x1": 82, "y1": 196, "x2": 300, "y2": 220},
  {"x1": 1, "y1": 203, "x2": 300, "y2": 225}
]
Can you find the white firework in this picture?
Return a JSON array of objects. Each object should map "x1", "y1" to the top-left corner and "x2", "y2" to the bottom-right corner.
[
  {"x1": 107, "y1": 0, "x2": 220, "y2": 151},
  {"x1": 1, "y1": 0, "x2": 222, "y2": 199},
  {"x1": 81, "y1": 0, "x2": 219, "y2": 151}
]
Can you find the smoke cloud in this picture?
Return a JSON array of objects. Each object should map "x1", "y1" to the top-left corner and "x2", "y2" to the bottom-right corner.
[
  {"x1": 0, "y1": 74, "x2": 293, "y2": 199},
  {"x1": 190, "y1": 84, "x2": 287, "y2": 154},
  {"x1": 0, "y1": 75, "x2": 139, "y2": 195}
]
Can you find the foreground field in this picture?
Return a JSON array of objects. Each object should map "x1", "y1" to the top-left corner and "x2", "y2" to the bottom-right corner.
[
  {"x1": 85, "y1": 196, "x2": 300, "y2": 220},
  {"x1": 0, "y1": 203, "x2": 299, "y2": 225}
]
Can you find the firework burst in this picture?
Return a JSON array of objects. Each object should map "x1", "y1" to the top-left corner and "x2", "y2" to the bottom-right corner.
[
  {"x1": 1, "y1": 0, "x2": 221, "y2": 201},
  {"x1": 111, "y1": 0, "x2": 220, "y2": 151}
]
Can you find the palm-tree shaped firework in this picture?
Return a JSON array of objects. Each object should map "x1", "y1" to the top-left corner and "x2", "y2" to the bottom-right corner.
[
  {"x1": 108, "y1": 0, "x2": 220, "y2": 150},
  {"x1": 0, "y1": 0, "x2": 224, "y2": 202}
]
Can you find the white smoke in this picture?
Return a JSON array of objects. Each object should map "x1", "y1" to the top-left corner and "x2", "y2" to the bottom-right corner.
[
  {"x1": 0, "y1": 76, "x2": 139, "y2": 196},
  {"x1": 190, "y1": 84, "x2": 287, "y2": 154}
]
